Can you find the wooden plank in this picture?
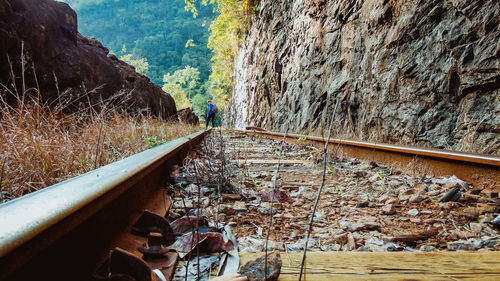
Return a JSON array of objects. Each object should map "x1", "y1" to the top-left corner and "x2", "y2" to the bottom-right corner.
[
  {"x1": 222, "y1": 193, "x2": 243, "y2": 201},
  {"x1": 231, "y1": 159, "x2": 313, "y2": 165},
  {"x1": 240, "y1": 252, "x2": 500, "y2": 280}
]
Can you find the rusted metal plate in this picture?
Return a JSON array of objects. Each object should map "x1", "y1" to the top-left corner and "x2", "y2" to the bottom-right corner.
[
  {"x1": 236, "y1": 129, "x2": 500, "y2": 192},
  {"x1": 0, "y1": 130, "x2": 208, "y2": 281}
]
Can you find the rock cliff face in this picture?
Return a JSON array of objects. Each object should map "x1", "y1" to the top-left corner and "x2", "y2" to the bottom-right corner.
[
  {"x1": 231, "y1": 0, "x2": 500, "y2": 154},
  {"x1": 0, "y1": 0, "x2": 176, "y2": 118}
]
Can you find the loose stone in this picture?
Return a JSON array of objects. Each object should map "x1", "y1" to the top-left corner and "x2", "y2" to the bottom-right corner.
[{"x1": 407, "y1": 209, "x2": 419, "y2": 216}]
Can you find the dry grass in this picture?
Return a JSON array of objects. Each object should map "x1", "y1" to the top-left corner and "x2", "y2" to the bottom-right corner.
[{"x1": 0, "y1": 94, "x2": 196, "y2": 201}]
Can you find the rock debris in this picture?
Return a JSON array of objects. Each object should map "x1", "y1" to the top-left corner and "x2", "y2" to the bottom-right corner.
[{"x1": 168, "y1": 131, "x2": 500, "y2": 254}]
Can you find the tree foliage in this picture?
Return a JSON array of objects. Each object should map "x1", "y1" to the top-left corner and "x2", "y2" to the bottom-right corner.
[
  {"x1": 61, "y1": 0, "x2": 257, "y2": 119},
  {"x1": 185, "y1": 0, "x2": 257, "y2": 106},
  {"x1": 61, "y1": 0, "x2": 214, "y2": 86},
  {"x1": 119, "y1": 49, "x2": 149, "y2": 75},
  {"x1": 191, "y1": 93, "x2": 208, "y2": 118},
  {"x1": 162, "y1": 66, "x2": 201, "y2": 110}
]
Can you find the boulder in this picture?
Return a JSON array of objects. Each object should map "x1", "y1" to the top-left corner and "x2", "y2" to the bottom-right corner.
[
  {"x1": 0, "y1": 0, "x2": 176, "y2": 118},
  {"x1": 177, "y1": 107, "x2": 200, "y2": 125}
]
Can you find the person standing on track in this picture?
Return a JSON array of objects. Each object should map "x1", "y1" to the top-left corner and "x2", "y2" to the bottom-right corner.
[{"x1": 206, "y1": 99, "x2": 217, "y2": 129}]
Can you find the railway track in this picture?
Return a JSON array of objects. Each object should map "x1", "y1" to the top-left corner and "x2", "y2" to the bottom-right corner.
[
  {"x1": 0, "y1": 128, "x2": 499, "y2": 281},
  {"x1": 240, "y1": 127, "x2": 500, "y2": 193},
  {"x1": 0, "y1": 130, "x2": 208, "y2": 281}
]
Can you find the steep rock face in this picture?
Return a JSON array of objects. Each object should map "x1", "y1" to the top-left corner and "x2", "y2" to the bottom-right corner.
[
  {"x1": 0, "y1": 0, "x2": 176, "y2": 118},
  {"x1": 231, "y1": 0, "x2": 500, "y2": 153}
]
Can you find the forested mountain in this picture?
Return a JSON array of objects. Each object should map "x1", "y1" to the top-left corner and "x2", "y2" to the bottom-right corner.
[{"x1": 60, "y1": 0, "x2": 214, "y2": 87}]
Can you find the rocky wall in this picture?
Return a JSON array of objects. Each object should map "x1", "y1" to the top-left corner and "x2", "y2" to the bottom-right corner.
[{"x1": 231, "y1": 0, "x2": 500, "y2": 154}]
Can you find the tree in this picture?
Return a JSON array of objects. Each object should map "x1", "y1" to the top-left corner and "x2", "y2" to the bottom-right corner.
[
  {"x1": 191, "y1": 93, "x2": 208, "y2": 120},
  {"x1": 60, "y1": 0, "x2": 215, "y2": 85},
  {"x1": 162, "y1": 66, "x2": 201, "y2": 109},
  {"x1": 184, "y1": 0, "x2": 255, "y2": 106},
  {"x1": 119, "y1": 54, "x2": 149, "y2": 75},
  {"x1": 164, "y1": 85, "x2": 191, "y2": 109}
]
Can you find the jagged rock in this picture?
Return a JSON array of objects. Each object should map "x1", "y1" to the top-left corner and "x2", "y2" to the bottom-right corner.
[
  {"x1": 0, "y1": 0, "x2": 176, "y2": 118},
  {"x1": 362, "y1": 237, "x2": 385, "y2": 252},
  {"x1": 410, "y1": 218, "x2": 422, "y2": 224},
  {"x1": 232, "y1": 201, "x2": 247, "y2": 212},
  {"x1": 378, "y1": 194, "x2": 390, "y2": 203},
  {"x1": 420, "y1": 245, "x2": 436, "y2": 252},
  {"x1": 230, "y1": 0, "x2": 500, "y2": 154},
  {"x1": 257, "y1": 206, "x2": 277, "y2": 215},
  {"x1": 240, "y1": 251, "x2": 282, "y2": 281},
  {"x1": 185, "y1": 183, "x2": 199, "y2": 195},
  {"x1": 323, "y1": 243, "x2": 342, "y2": 251},
  {"x1": 382, "y1": 204, "x2": 396, "y2": 215},
  {"x1": 346, "y1": 232, "x2": 356, "y2": 251},
  {"x1": 399, "y1": 194, "x2": 410, "y2": 203},
  {"x1": 407, "y1": 209, "x2": 419, "y2": 216},
  {"x1": 482, "y1": 238, "x2": 500, "y2": 249},
  {"x1": 491, "y1": 215, "x2": 500, "y2": 228},
  {"x1": 469, "y1": 223, "x2": 483, "y2": 233},
  {"x1": 409, "y1": 193, "x2": 425, "y2": 203},
  {"x1": 440, "y1": 187, "x2": 462, "y2": 202},
  {"x1": 238, "y1": 237, "x2": 278, "y2": 252},
  {"x1": 447, "y1": 240, "x2": 478, "y2": 251},
  {"x1": 287, "y1": 238, "x2": 319, "y2": 251},
  {"x1": 339, "y1": 220, "x2": 364, "y2": 232},
  {"x1": 462, "y1": 207, "x2": 481, "y2": 219},
  {"x1": 177, "y1": 107, "x2": 199, "y2": 125}
]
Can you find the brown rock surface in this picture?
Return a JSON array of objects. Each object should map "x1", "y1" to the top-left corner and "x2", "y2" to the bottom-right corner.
[{"x1": 0, "y1": 0, "x2": 176, "y2": 118}]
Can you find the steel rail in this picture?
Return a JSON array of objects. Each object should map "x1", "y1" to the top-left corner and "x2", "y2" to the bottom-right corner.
[
  {"x1": 238, "y1": 128, "x2": 500, "y2": 192},
  {"x1": 0, "y1": 129, "x2": 209, "y2": 281}
]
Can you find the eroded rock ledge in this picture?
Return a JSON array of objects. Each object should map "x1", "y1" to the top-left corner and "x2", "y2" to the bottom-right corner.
[
  {"x1": 0, "y1": 0, "x2": 176, "y2": 118},
  {"x1": 231, "y1": 0, "x2": 500, "y2": 154}
]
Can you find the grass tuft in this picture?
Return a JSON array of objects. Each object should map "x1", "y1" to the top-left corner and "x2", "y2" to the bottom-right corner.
[{"x1": 0, "y1": 88, "x2": 196, "y2": 201}]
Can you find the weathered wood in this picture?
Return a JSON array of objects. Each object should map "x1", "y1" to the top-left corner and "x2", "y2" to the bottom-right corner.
[
  {"x1": 231, "y1": 159, "x2": 313, "y2": 165},
  {"x1": 239, "y1": 252, "x2": 500, "y2": 280},
  {"x1": 222, "y1": 194, "x2": 243, "y2": 201},
  {"x1": 390, "y1": 228, "x2": 439, "y2": 243}
]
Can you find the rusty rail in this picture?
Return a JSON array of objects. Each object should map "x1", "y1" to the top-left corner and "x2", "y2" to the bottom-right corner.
[
  {"x1": 0, "y1": 130, "x2": 209, "y2": 281},
  {"x1": 238, "y1": 128, "x2": 500, "y2": 192}
]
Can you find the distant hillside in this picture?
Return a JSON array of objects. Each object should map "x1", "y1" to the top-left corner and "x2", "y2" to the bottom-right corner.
[{"x1": 60, "y1": 0, "x2": 214, "y2": 86}]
